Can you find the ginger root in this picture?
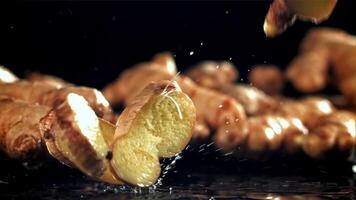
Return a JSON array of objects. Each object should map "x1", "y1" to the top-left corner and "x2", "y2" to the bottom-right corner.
[
  {"x1": 249, "y1": 65, "x2": 284, "y2": 95},
  {"x1": 303, "y1": 111, "x2": 356, "y2": 159},
  {"x1": 286, "y1": 28, "x2": 356, "y2": 108},
  {"x1": 186, "y1": 61, "x2": 238, "y2": 90},
  {"x1": 264, "y1": 0, "x2": 337, "y2": 37},
  {"x1": 0, "y1": 81, "x2": 114, "y2": 122}
]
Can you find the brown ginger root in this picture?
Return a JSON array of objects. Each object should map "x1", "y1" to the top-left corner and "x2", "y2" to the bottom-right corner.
[
  {"x1": 287, "y1": 28, "x2": 356, "y2": 108},
  {"x1": 0, "y1": 99, "x2": 51, "y2": 160},
  {"x1": 303, "y1": 111, "x2": 356, "y2": 159},
  {"x1": 26, "y1": 72, "x2": 71, "y2": 88},
  {"x1": 249, "y1": 65, "x2": 284, "y2": 95},
  {"x1": 264, "y1": 0, "x2": 337, "y2": 37},
  {"x1": 186, "y1": 61, "x2": 238, "y2": 90},
  {"x1": 219, "y1": 84, "x2": 278, "y2": 116},
  {"x1": 214, "y1": 115, "x2": 307, "y2": 155},
  {"x1": 277, "y1": 97, "x2": 334, "y2": 129},
  {"x1": 0, "y1": 81, "x2": 114, "y2": 122}
]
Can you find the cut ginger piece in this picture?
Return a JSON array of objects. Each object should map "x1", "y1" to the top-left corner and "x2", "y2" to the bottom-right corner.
[{"x1": 110, "y1": 80, "x2": 196, "y2": 186}]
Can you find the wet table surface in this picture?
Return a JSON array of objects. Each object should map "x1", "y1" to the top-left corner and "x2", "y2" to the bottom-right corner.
[{"x1": 1, "y1": 147, "x2": 356, "y2": 200}]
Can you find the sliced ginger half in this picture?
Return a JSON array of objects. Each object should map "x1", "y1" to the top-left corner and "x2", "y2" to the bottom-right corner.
[
  {"x1": 110, "y1": 80, "x2": 196, "y2": 186},
  {"x1": 41, "y1": 81, "x2": 195, "y2": 187}
]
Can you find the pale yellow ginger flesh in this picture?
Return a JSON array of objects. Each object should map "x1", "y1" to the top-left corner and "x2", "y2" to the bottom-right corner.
[{"x1": 111, "y1": 81, "x2": 195, "y2": 186}]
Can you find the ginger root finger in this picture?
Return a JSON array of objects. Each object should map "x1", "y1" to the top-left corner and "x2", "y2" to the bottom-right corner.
[
  {"x1": 0, "y1": 66, "x2": 18, "y2": 83},
  {"x1": 219, "y1": 84, "x2": 278, "y2": 116},
  {"x1": 264, "y1": 0, "x2": 337, "y2": 37},
  {"x1": 26, "y1": 72, "x2": 71, "y2": 88},
  {"x1": 0, "y1": 81, "x2": 113, "y2": 122},
  {"x1": 303, "y1": 111, "x2": 356, "y2": 159},
  {"x1": 110, "y1": 80, "x2": 195, "y2": 186},
  {"x1": 186, "y1": 61, "x2": 238, "y2": 90},
  {"x1": 277, "y1": 97, "x2": 334, "y2": 129},
  {"x1": 102, "y1": 53, "x2": 176, "y2": 106},
  {"x1": 249, "y1": 65, "x2": 284, "y2": 95},
  {"x1": 0, "y1": 99, "x2": 51, "y2": 160}
]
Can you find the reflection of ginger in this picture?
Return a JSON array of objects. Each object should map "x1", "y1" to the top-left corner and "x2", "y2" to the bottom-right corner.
[
  {"x1": 103, "y1": 53, "x2": 247, "y2": 140},
  {"x1": 303, "y1": 111, "x2": 356, "y2": 159},
  {"x1": 287, "y1": 28, "x2": 356, "y2": 108},
  {"x1": 264, "y1": 0, "x2": 337, "y2": 37},
  {"x1": 249, "y1": 65, "x2": 284, "y2": 95}
]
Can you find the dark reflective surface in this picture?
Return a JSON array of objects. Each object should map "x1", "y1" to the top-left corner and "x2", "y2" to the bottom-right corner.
[{"x1": 1, "y1": 148, "x2": 356, "y2": 200}]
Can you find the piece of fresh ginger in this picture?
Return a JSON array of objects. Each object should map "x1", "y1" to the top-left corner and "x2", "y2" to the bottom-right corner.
[
  {"x1": 286, "y1": 28, "x2": 356, "y2": 108},
  {"x1": 186, "y1": 61, "x2": 238, "y2": 90},
  {"x1": 26, "y1": 72, "x2": 71, "y2": 88},
  {"x1": 248, "y1": 65, "x2": 284, "y2": 95},
  {"x1": 264, "y1": 0, "x2": 337, "y2": 37},
  {"x1": 303, "y1": 111, "x2": 356, "y2": 159},
  {"x1": 102, "y1": 53, "x2": 247, "y2": 140},
  {"x1": 0, "y1": 98, "x2": 51, "y2": 160},
  {"x1": 0, "y1": 81, "x2": 114, "y2": 122}
]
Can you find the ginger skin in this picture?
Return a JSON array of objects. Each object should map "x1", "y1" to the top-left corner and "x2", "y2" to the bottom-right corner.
[
  {"x1": 0, "y1": 81, "x2": 114, "y2": 122},
  {"x1": 186, "y1": 61, "x2": 238, "y2": 90},
  {"x1": 264, "y1": 0, "x2": 337, "y2": 37},
  {"x1": 287, "y1": 28, "x2": 356, "y2": 108},
  {"x1": 303, "y1": 111, "x2": 356, "y2": 159},
  {"x1": 249, "y1": 65, "x2": 284, "y2": 95}
]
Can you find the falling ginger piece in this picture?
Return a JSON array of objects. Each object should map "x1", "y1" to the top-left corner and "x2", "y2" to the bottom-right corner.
[
  {"x1": 264, "y1": 0, "x2": 337, "y2": 37},
  {"x1": 249, "y1": 65, "x2": 284, "y2": 95},
  {"x1": 186, "y1": 61, "x2": 238, "y2": 90},
  {"x1": 0, "y1": 65, "x2": 18, "y2": 83},
  {"x1": 303, "y1": 111, "x2": 356, "y2": 159},
  {"x1": 110, "y1": 80, "x2": 195, "y2": 186}
]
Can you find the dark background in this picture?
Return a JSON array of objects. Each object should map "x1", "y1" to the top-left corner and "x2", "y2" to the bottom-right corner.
[{"x1": 0, "y1": 0, "x2": 356, "y2": 89}]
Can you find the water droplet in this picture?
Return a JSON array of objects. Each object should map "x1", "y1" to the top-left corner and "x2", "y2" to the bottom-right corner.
[
  {"x1": 352, "y1": 165, "x2": 356, "y2": 173},
  {"x1": 200, "y1": 42, "x2": 204, "y2": 46},
  {"x1": 218, "y1": 104, "x2": 223, "y2": 108},
  {"x1": 225, "y1": 10, "x2": 229, "y2": 14},
  {"x1": 229, "y1": 57, "x2": 232, "y2": 61},
  {"x1": 189, "y1": 51, "x2": 194, "y2": 56}
]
